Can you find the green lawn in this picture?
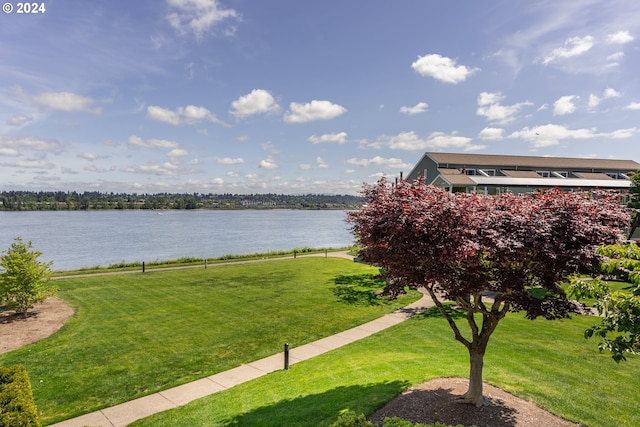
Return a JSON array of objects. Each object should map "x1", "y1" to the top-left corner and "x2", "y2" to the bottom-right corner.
[
  {"x1": 0, "y1": 257, "x2": 419, "y2": 425},
  {"x1": 131, "y1": 307, "x2": 640, "y2": 427}
]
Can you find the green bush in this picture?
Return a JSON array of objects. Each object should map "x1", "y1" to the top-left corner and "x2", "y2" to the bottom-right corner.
[
  {"x1": 0, "y1": 365, "x2": 41, "y2": 427},
  {"x1": 331, "y1": 411, "x2": 375, "y2": 426},
  {"x1": 330, "y1": 411, "x2": 463, "y2": 427},
  {"x1": 381, "y1": 418, "x2": 463, "y2": 427}
]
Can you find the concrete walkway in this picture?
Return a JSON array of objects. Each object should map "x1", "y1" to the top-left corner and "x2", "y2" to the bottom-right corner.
[{"x1": 49, "y1": 254, "x2": 435, "y2": 427}]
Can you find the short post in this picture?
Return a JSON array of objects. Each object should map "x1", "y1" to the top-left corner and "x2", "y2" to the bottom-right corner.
[
  {"x1": 284, "y1": 343, "x2": 289, "y2": 370},
  {"x1": 293, "y1": 250, "x2": 297, "y2": 259},
  {"x1": 204, "y1": 258, "x2": 207, "y2": 269},
  {"x1": 325, "y1": 249, "x2": 328, "y2": 258},
  {"x1": 142, "y1": 261, "x2": 145, "y2": 273}
]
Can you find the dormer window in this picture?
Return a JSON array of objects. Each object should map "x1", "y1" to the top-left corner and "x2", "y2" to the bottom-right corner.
[
  {"x1": 479, "y1": 169, "x2": 496, "y2": 176},
  {"x1": 552, "y1": 171, "x2": 568, "y2": 178},
  {"x1": 536, "y1": 170, "x2": 551, "y2": 177}
]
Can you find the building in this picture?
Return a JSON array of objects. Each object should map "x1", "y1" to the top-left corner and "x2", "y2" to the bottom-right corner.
[{"x1": 406, "y1": 152, "x2": 640, "y2": 194}]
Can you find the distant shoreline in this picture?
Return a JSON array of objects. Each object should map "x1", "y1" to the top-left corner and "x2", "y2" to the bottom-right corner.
[{"x1": 0, "y1": 191, "x2": 363, "y2": 211}]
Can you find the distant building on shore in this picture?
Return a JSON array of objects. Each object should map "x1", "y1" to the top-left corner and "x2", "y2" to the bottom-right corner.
[{"x1": 406, "y1": 152, "x2": 640, "y2": 194}]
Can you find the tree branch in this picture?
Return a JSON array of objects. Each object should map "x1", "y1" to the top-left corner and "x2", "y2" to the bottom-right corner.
[{"x1": 427, "y1": 285, "x2": 471, "y2": 349}]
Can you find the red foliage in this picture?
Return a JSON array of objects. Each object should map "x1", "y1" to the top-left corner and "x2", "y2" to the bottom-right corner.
[{"x1": 348, "y1": 178, "x2": 629, "y2": 320}]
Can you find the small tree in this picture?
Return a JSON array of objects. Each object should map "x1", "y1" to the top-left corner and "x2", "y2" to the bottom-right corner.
[
  {"x1": 627, "y1": 170, "x2": 640, "y2": 239},
  {"x1": 569, "y1": 243, "x2": 640, "y2": 361},
  {"x1": 348, "y1": 178, "x2": 628, "y2": 406},
  {"x1": 0, "y1": 237, "x2": 55, "y2": 315}
]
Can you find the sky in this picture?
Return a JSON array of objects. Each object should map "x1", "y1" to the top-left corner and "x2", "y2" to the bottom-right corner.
[{"x1": 1, "y1": 0, "x2": 640, "y2": 195}]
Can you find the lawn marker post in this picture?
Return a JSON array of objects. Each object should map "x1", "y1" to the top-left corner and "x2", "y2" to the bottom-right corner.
[{"x1": 284, "y1": 343, "x2": 290, "y2": 370}]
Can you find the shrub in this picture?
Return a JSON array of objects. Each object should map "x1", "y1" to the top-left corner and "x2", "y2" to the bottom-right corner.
[
  {"x1": 382, "y1": 418, "x2": 463, "y2": 427},
  {"x1": 330, "y1": 411, "x2": 375, "y2": 426},
  {"x1": 0, "y1": 365, "x2": 41, "y2": 427},
  {"x1": 330, "y1": 411, "x2": 463, "y2": 427}
]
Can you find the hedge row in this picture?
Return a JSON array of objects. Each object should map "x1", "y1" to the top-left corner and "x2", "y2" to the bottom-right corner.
[{"x1": 0, "y1": 365, "x2": 41, "y2": 427}]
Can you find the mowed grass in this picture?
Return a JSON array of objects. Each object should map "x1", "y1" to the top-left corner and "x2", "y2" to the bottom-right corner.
[
  {"x1": 132, "y1": 307, "x2": 640, "y2": 427},
  {"x1": 0, "y1": 257, "x2": 420, "y2": 425}
]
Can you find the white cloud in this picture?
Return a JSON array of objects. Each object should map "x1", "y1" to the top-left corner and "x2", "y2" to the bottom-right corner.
[
  {"x1": 607, "y1": 30, "x2": 634, "y2": 44},
  {"x1": 476, "y1": 91, "x2": 532, "y2": 124},
  {"x1": 300, "y1": 157, "x2": 329, "y2": 170},
  {"x1": 166, "y1": 0, "x2": 239, "y2": 39},
  {"x1": 553, "y1": 95, "x2": 578, "y2": 115},
  {"x1": 147, "y1": 106, "x2": 180, "y2": 125},
  {"x1": 609, "y1": 128, "x2": 638, "y2": 139},
  {"x1": 15, "y1": 160, "x2": 55, "y2": 169},
  {"x1": 625, "y1": 102, "x2": 640, "y2": 110},
  {"x1": 147, "y1": 105, "x2": 225, "y2": 126},
  {"x1": 363, "y1": 131, "x2": 480, "y2": 152},
  {"x1": 399, "y1": 102, "x2": 429, "y2": 115},
  {"x1": 127, "y1": 135, "x2": 180, "y2": 149},
  {"x1": 346, "y1": 156, "x2": 409, "y2": 170},
  {"x1": 478, "y1": 127, "x2": 505, "y2": 141},
  {"x1": 6, "y1": 115, "x2": 33, "y2": 127},
  {"x1": 216, "y1": 157, "x2": 244, "y2": 165},
  {"x1": 542, "y1": 36, "x2": 594, "y2": 64},
  {"x1": 587, "y1": 94, "x2": 600, "y2": 109},
  {"x1": 283, "y1": 100, "x2": 347, "y2": 123},
  {"x1": 32, "y1": 91, "x2": 104, "y2": 114},
  {"x1": 411, "y1": 54, "x2": 479, "y2": 84},
  {"x1": 78, "y1": 152, "x2": 100, "y2": 161},
  {"x1": 84, "y1": 164, "x2": 111, "y2": 173},
  {"x1": 168, "y1": 148, "x2": 189, "y2": 157},
  {"x1": 122, "y1": 162, "x2": 182, "y2": 176},
  {"x1": 259, "y1": 155, "x2": 278, "y2": 169},
  {"x1": 230, "y1": 89, "x2": 280, "y2": 118},
  {"x1": 180, "y1": 105, "x2": 216, "y2": 124},
  {"x1": 607, "y1": 52, "x2": 624, "y2": 62},
  {"x1": 308, "y1": 132, "x2": 347, "y2": 144},
  {"x1": 0, "y1": 136, "x2": 65, "y2": 153},
  {"x1": 588, "y1": 88, "x2": 621, "y2": 108},
  {"x1": 509, "y1": 124, "x2": 637, "y2": 148},
  {"x1": 604, "y1": 88, "x2": 622, "y2": 98},
  {"x1": 316, "y1": 157, "x2": 328, "y2": 169},
  {"x1": 261, "y1": 142, "x2": 280, "y2": 154},
  {"x1": 0, "y1": 148, "x2": 20, "y2": 157}
]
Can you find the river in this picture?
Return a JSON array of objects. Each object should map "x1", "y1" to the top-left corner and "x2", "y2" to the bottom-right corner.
[{"x1": 0, "y1": 210, "x2": 354, "y2": 271}]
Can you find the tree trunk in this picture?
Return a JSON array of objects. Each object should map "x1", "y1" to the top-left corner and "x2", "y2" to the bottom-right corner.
[
  {"x1": 457, "y1": 346, "x2": 486, "y2": 406},
  {"x1": 628, "y1": 211, "x2": 639, "y2": 240}
]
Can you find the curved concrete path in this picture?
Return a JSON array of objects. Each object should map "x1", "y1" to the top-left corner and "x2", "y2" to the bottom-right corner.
[{"x1": 49, "y1": 254, "x2": 434, "y2": 427}]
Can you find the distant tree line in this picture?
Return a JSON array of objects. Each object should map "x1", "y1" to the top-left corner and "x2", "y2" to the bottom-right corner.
[{"x1": 0, "y1": 191, "x2": 363, "y2": 211}]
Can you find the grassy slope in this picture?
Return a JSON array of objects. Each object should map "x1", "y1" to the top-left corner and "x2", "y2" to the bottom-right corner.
[
  {"x1": 132, "y1": 308, "x2": 640, "y2": 427},
  {"x1": 0, "y1": 257, "x2": 419, "y2": 425}
]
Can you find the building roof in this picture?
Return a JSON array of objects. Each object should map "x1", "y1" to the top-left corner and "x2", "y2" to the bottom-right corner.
[
  {"x1": 467, "y1": 176, "x2": 631, "y2": 188},
  {"x1": 501, "y1": 170, "x2": 544, "y2": 178},
  {"x1": 432, "y1": 174, "x2": 476, "y2": 186},
  {"x1": 426, "y1": 152, "x2": 640, "y2": 172},
  {"x1": 573, "y1": 172, "x2": 615, "y2": 180}
]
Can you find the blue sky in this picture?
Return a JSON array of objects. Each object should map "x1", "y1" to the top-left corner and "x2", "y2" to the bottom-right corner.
[{"x1": 1, "y1": 0, "x2": 640, "y2": 195}]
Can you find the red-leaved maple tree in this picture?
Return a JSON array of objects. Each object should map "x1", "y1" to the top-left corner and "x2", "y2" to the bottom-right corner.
[{"x1": 348, "y1": 178, "x2": 629, "y2": 406}]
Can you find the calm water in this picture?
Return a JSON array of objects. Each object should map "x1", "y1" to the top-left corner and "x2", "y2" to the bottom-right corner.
[{"x1": 0, "y1": 210, "x2": 354, "y2": 271}]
